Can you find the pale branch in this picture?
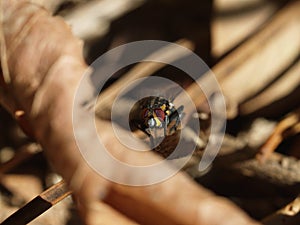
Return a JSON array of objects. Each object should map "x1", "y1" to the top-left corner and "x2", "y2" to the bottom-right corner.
[
  {"x1": 240, "y1": 60, "x2": 300, "y2": 114},
  {"x1": 212, "y1": 0, "x2": 280, "y2": 57},
  {"x1": 179, "y1": 0, "x2": 300, "y2": 118}
]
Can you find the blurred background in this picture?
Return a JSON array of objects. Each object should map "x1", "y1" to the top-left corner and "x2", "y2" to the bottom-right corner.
[{"x1": 0, "y1": 0, "x2": 299, "y2": 224}]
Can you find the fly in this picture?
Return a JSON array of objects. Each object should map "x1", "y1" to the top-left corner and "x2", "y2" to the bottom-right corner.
[{"x1": 130, "y1": 96, "x2": 184, "y2": 153}]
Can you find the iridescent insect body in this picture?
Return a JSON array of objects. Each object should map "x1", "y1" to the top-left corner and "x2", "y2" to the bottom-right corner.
[{"x1": 131, "y1": 96, "x2": 184, "y2": 150}]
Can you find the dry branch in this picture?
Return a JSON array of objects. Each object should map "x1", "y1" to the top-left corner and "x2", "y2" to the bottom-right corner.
[
  {"x1": 257, "y1": 107, "x2": 300, "y2": 163},
  {"x1": 212, "y1": 0, "x2": 280, "y2": 57},
  {"x1": 240, "y1": 60, "x2": 300, "y2": 114},
  {"x1": 0, "y1": 1, "x2": 260, "y2": 224},
  {"x1": 219, "y1": 1, "x2": 299, "y2": 114},
  {"x1": 182, "y1": 0, "x2": 300, "y2": 118}
]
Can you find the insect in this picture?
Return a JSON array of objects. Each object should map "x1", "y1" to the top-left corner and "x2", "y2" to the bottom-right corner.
[{"x1": 130, "y1": 96, "x2": 184, "y2": 155}]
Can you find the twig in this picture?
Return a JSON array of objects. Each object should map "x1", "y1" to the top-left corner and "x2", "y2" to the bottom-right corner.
[
  {"x1": 257, "y1": 107, "x2": 300, "y2": 163},
  {"x1": 0, "y1": 180, "x2": 71, "y2": 225},
  {"x1": 262, "y1": 195, "x2": 300, "y2": 225},
  {"x1": 0, "y1": 143, "x2": 42, "y2": 175}
]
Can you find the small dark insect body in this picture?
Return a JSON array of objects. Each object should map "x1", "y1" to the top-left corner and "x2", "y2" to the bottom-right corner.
[
  {"x1": 130, "y1": 96, "x2": 184, "y2": 157},
  {"x1": 139, "y1": 96, "x2": 183, "y2": 136}
]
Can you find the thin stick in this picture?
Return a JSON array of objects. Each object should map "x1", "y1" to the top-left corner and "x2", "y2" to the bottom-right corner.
[
  {"x1": 257, "y1": 107, "x2": 300, "y2": 163},
  {"x1": 0, "y1": 180, "x2": 71, "y2": 225},
  {"x1": 262, "y1": 195, "x2": 300, "y2": 225},
  {"x1": 0, "y1": 143, "x2": 42, "y2": 175}
]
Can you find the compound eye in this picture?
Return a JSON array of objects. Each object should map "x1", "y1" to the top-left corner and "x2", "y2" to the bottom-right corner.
[
  {"x1": 143, "y1": 109, "x2": 149, "y2": 118},
  {"x1": 154, "y1": 108, "x2": 165, "y2": 121},
  {"x1": 147, "y1": 118, "x2": 156, "y2": 128}
]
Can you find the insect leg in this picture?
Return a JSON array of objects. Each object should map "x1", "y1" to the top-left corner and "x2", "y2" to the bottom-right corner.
[{"x1": 164, "y1": 115, "x2": 169, "y2": 136}]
